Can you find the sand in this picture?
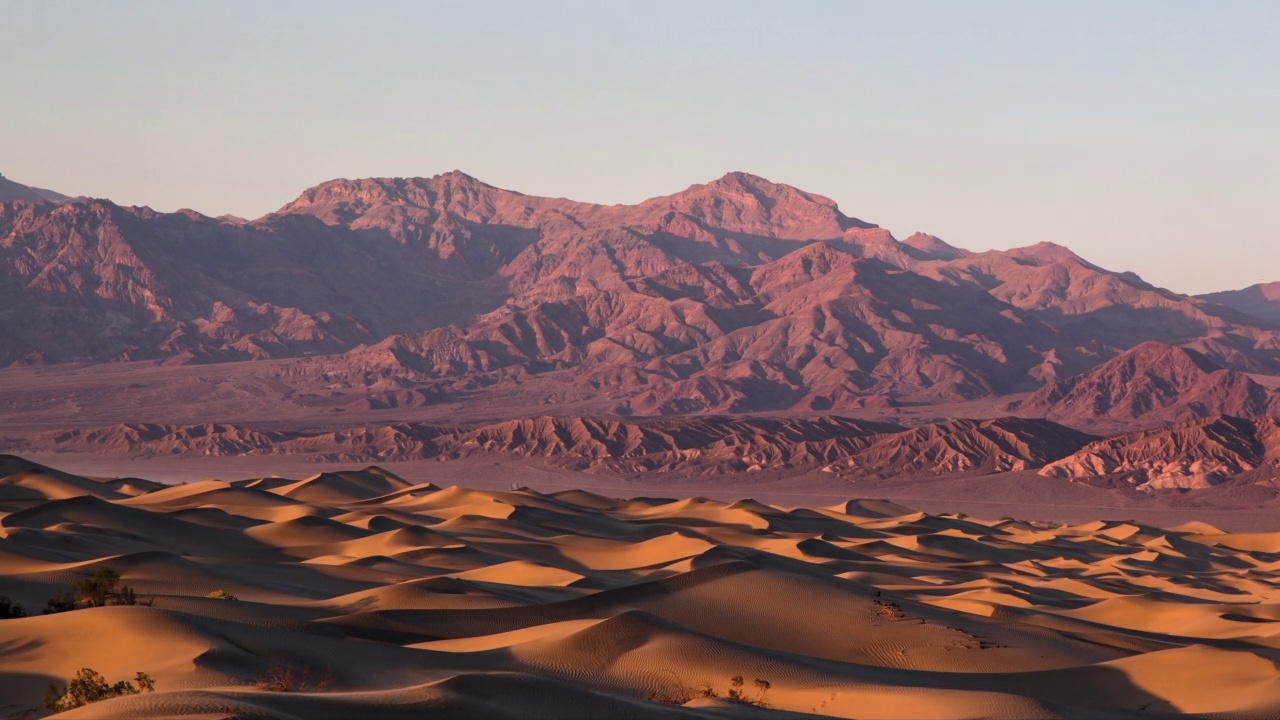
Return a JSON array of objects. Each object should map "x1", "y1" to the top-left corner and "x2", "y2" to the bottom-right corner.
[{"x1": 3, "y1": 456, "x2": 1280, "y2": 719}]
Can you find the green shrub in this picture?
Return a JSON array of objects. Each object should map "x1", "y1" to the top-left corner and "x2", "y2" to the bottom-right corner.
[
  {"x1": 73, "y1": 567, "x2": 121, "y2": 607},
  {"x1": 44, "y1": 566, "x2": 154, "y2": 612}
]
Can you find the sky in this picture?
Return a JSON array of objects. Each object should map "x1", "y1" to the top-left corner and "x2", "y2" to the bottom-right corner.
[{"x1": 2, "y1": 0, "x2": 1277, "y2": 295}]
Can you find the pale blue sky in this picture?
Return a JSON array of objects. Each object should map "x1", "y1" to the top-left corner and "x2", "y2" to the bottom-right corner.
[{"x1": 2, "y1": 1, "x2": 1276, "y2": 294}]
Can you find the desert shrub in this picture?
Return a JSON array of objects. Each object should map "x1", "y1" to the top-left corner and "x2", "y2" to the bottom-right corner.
[
  {"x1": 255, "y1": 663, "x2": 332, "y2": 692},
  {"x1": 646, "y1": 670, "x2": 716, "y2": 705},
  {"x1": 726, "y1": 675, "x2": 771, "y2": 707},
  {"x1": 113, "y1": 584, "x2": 141, "y2": 606},
  {"x1": 647, "y1": 673, "x2": 769, "y2": 708},
  {"x1": 43, "y1": 591, "x2": 77, "y2": 614},
  {"x1": 208, "y1": 590, "x2": 238, "y2": 600},
  {"x1": 0, "y1": 595, "x2": 25, "y2": 619},
  {"x1": 874, "y1": 598, "x2": 904, "y2": 621},
  {"x1": 73, "y1": 567, "x2": 121, "y2": 607},
  {"x1": 44, "y1": 668, "x2": 155, "y2": 712},
  {"x1": 647, "y1": 685, "x2": 692, "y2": 704},
  {"x1": 44, "y1": 566, "x2": 154, "y2": 612}
]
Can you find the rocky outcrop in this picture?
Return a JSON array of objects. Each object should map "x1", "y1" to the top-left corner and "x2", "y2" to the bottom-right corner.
[
  {"x1": 1015, "y1": 342, "x2": 1280, "y2": 428},
  {"x1": 10, "y1": 415, "x2": 1095, "y2": 479},
  {"x1": 1040, "y1": 415, "x2": 1280, "y2": 490}
]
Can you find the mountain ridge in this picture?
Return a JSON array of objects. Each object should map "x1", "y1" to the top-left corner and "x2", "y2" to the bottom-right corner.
[
  {"x1": 1199, "y1": 282, "x2": 1280, "y2": 326},
  {"x1": 15, "y1": 411, "x2": 1280, "y2": 492},
  {"x1": 2, "y1": 171, "x2": 1279, "y2": 426},
  {"x1": 3, "y1": 414, "x2": 1094, "y2": 479},
  {"x1": 1014, "y1": 341, "x2": 1280, "y2": 429},
  {"x1": 0, "y1": 174, "x2": 72, "y2": 204}
]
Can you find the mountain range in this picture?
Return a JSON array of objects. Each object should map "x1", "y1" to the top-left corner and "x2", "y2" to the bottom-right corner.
[
  {"x1": 9, "y1": 412, "x2": 1280, "y2": 493},
  {"x1": 5, "y1": 168, "x2": 1280, "y2": 498},
  {"x1": 4, "y1": 170, "x2": 1280, "y2": 425},
  {"x1": 0, "y1": 173, "x2": 71, "y2": 204}
]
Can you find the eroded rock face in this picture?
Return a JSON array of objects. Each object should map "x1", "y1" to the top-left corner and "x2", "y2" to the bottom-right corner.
[
  {"x1": 1015, "y1": 342, "x2": 1280, "y2": 427},
  {"x1": 22, "y1": 411, "x2": 1280, "y2": 492},
  {"x1": 1040, "y1": 415, "x2": 1280, "y2": 490},
  {"x1": 3, "y1": 171, "x2": 1278, "y2": 417},
  {"x1": 7, "y1": 414, "x2": 1098, "y2": 480}
]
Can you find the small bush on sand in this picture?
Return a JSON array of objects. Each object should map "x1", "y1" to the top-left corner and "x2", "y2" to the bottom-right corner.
[
  {"x1": 726, "y1": 675, "x2": 771, "y2": 707},
  {"x1": 43, "y1": 567, "x2": 154, "y2": 613},
  {"x1": 44, "y1": 668, "x2": 155, "y2": 712},
  {"x1": 647, "y1": 673, "x2": 769, "y2": 708},
  {"x1": 0, "y1": 595, "x2": 25, "y2": 619},
  {"x1": 208, "y1": 590, "x2": 238, "y2": 600},
  {"x1": 255, "y1": 663, "x2": 332, "y2": 692},
  {"x1": 42, "y1": 591, "x2": 77, "y2": 615},
  {"x1": 73, "y1": 567, "x2": 122, "y2": 607},
  {"x1": 646, "y1": 670, "x2": 717, "y2": 705},
  {"x1": 874, "y1": 598, "x2": 905, "y2": 621}
]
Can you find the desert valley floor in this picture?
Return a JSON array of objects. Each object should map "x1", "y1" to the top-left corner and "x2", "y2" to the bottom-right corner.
[{"x1": 4, "y1": 455, "x2": 1280, "y2": 719}]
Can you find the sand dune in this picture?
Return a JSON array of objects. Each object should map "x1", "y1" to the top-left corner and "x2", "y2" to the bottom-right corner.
[{"x1": 3, "y1": 457, "x2": 1280, "y2": 718}]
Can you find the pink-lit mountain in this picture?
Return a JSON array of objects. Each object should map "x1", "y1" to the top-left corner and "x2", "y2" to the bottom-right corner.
[{"x1": 2, "y1": 171, "x2": 1277, "y2": 422}]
